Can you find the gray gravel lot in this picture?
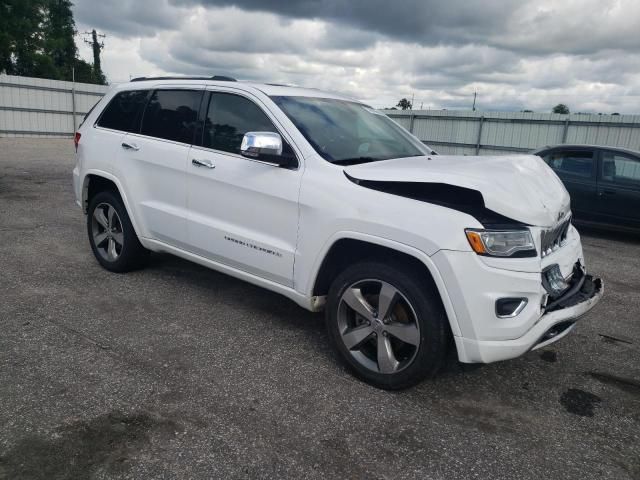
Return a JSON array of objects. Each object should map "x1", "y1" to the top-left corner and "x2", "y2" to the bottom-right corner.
[{"x1": 1, "y1": 138, "x2": 639, "y2": 480}]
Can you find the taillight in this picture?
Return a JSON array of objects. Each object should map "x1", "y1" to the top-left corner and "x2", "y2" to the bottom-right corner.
[{"x1": 74, "y1": 132, "x2": 81, "y2": 152}]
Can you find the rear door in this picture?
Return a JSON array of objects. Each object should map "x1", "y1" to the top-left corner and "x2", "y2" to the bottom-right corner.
[
  {"x1": 114, "y1": 87, "x2": 204, "y2": 248},
  {"x1": 596, "y1": 149, "x2": 640, "y2": 228},
  {"x1": 93, "y1": 89, "x2": 148, "y2": 187},
  {"x1": 542, "y1": 148, "x2": 598, "y2": 220}
]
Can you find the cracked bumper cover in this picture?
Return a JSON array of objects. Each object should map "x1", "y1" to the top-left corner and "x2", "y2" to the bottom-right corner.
[{"x1": 457, "y1": 275, "x2": 603, "y2": 363}]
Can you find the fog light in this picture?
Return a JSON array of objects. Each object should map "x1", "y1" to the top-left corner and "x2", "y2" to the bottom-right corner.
[
  {"x1": 496, "y1": 298, "x2": 528, "y2": 318},
  {"x1": 543, "y1": 264, "x2": 569, "y2": 296}
]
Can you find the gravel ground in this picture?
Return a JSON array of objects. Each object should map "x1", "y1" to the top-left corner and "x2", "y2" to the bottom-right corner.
[{"x1": 0, "y1": 138, "x2": 639, "y2": 480}]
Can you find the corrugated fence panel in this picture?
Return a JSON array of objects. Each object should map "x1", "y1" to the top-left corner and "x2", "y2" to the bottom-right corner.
[
  {"x1": 384, "y1": 109, "x2": 640, "y2": 155},
  {"x1": 2, "y1": 74, "x2": 640, "y2": 150},
  {"x1": 0, "y1": 74, "x2": 108, "y2": 137}
]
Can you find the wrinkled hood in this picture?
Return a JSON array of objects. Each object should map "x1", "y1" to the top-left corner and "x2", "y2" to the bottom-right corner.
[{"x1": 344, "y1": 154, "x2": 570, "y2": 227}]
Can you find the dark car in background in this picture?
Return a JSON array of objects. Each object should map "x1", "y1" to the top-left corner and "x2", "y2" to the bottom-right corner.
[{"x1": 532, "y1": 144, "x2": 640, "y2": 233}]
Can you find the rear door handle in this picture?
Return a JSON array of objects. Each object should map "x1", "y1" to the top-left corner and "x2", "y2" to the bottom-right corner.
[
  {"x1": 598, "y1": 189, "x2": 616, "y2": 196},
  {"x1": 121, "y1": 142, "x2": 140, "y2": 151},
  {"x1": 192, "y1": 158, "x2": 215, "y2": 169}
]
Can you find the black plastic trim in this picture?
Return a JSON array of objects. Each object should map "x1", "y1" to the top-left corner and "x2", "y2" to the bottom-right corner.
[{"x1": 131, "y1": 75, "x2": 236, "y2": 82}]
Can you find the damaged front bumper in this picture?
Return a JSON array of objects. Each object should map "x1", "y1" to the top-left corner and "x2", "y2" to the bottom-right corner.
[
  {"x1": 531, "y1": 274, "x2": 603, "y2": 351},
  {"x1": 456, "y1": 273, "x2": 603, "y2": 363}
]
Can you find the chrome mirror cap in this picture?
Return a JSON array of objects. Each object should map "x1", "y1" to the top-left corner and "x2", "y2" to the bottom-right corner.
[{"x1": 240, "y1": 132, "x2": 283, "y2": 158}]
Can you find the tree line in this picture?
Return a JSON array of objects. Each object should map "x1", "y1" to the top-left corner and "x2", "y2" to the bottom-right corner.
[
  {"x1": 0, "y1": 0, "x2": 105, "y2": 84},
  {"x1": 391, "y1": 99, "x2": 620, "y2": 115}
]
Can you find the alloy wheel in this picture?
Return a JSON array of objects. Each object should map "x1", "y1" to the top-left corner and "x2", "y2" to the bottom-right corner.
[
  {"x1": 337, "y1": 279, "x2": 421, "y2": 374},
  {"x1": 91, "y1": 202, "x2": 124, "y2": 262}
]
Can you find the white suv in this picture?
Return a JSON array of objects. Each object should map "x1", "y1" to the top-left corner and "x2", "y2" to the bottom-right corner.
[{"x1": 73, "y1": 76, "x2": 603, "y2": 389}]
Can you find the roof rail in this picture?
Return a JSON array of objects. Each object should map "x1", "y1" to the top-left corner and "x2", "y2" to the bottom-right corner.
[{"x1": 130, "y1": 75, "x2": 237, "y2": 82}]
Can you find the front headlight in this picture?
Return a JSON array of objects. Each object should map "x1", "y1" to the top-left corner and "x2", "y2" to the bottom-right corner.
[{"x1": 465, "y1": 229, "x2": 536, "y2": 257}]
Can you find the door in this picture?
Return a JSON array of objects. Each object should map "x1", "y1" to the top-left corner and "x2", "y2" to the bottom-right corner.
[
  {"x1": 115, "y1": 88, "x2": 203, "y2": 248},
  {"x1": 186, "y1": 91, "x2": 302, "y2": 287},
  {"x1": 596, "y1": 149, "x2": 640, "y2": 228},
  {"x1": 542, "y1": 149, "x2": 598, "y2": 220}
]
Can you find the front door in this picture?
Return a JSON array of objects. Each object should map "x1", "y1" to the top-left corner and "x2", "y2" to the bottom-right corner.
[{"x1": 186, "y1": 91, "x2": 302, "y2": 287}]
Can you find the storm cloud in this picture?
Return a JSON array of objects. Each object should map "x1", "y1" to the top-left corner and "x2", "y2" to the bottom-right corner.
[{"x1": 74, "y1": 0, "x2": 640, "y2": 113}]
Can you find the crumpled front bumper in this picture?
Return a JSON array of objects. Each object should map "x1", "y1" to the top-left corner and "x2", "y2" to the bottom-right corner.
[{"x1": 456, "y1": 274, "x2": 603, "y2": 363}]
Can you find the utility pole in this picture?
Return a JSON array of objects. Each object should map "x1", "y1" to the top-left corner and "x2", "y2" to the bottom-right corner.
[
  {"x1": 82, "y1": 29, "x2": 106, "y2": 84},
  {"x1": 410, "y1": 93, "x2": 415, "y2": 110},
  {"x1": 472, "y1": 90, "x2": 477, "y2": 111}
]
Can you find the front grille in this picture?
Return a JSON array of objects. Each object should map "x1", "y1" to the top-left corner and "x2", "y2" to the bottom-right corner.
[{"x1": 541, "y1": 216, "x2": 571, "y2": 257}]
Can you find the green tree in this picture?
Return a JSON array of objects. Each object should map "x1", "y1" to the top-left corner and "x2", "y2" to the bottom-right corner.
[
  {"x1": 0, "y1": 0, "x2": 45, "y2": 75},
  {"x1": 73, "y1": 58, "x2": 94, "y2": 83},
  {"x1": 0, "y1": 0, "x2": 106, "y2": 84},
  {"x1": 42, "y1": 0, "x2": 77, "y2": 79},
  {"x1": 396, "y1": 98, "x2": 412, "y2": 110},
  {"x1": 552, "y1": 104, "x2": 570, "y2": 114}
]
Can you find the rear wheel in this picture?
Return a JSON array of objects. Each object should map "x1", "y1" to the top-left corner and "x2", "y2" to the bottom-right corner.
[
  {"x1": 325, "y1": 261, "x2": 448, "y2": 389},
  {"x1": 87, "y1": 190, "x2": 148, "y2": 272}
]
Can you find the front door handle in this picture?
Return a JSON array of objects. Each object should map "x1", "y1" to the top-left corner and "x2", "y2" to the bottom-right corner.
[
  {"x1": 192, "y1": 158, "x2": 215, "y2": 169},
  {"x1": 598, "y1": 190, "x2": 616, "y2": 196},
  {"x1": 121, "y1": 142, "x2": 140, "y2": 151}
]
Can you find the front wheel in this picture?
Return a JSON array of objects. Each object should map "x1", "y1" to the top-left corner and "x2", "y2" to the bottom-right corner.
[{"x1": 325, "y1": 261, "x2": 449, "y2": 390}]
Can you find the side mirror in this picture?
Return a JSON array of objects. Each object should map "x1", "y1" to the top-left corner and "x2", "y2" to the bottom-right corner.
[
  {"x1": 240, "y1": 132, "x2": 297, "y2": 168},
  {"x1": 240, "y1": 131, "x2": 288, "y2": 164}
]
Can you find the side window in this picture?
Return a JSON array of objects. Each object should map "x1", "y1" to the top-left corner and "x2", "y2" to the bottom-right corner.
[
  {"x1": 601, "y1": 151, "x2": 640, "y2": 187},
  {"x1": 97, "y1": 90, "x2": 149, "y2": 133},
  {"x1": 543, "y1": 150, "x2": 594, "y2": 178},
  {"x1": 140, "y1": 89, "x2": 202, "y2": 144},
  {"x1": 203, "y1": 93, "x2": 277, "y2": 154}
]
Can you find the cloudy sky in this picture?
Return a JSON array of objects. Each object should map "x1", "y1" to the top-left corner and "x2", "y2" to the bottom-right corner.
[{"x1": 74, "y1": 0, "x2": 640, "y2": 113}]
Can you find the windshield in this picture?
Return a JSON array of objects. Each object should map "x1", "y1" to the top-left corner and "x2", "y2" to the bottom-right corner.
[{"x1": 271, "y1": 96, "x2": 428, "y2": 164}]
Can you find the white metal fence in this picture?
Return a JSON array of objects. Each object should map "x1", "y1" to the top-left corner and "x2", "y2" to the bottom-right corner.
[
  {"x1": 383, "y1": 109, "x2": 640, "y2": 155},
  {"x1": 2, "y1": 74, "x2": 640, "y2": 154},
  {"x1": 0, "y1": 74, "x2": 108, "y2": 137}
]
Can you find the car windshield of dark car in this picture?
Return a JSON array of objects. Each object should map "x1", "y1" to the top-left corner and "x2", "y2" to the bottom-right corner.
[{"x1": 271, "y1": 96, "x2": 426, "y2": 164}]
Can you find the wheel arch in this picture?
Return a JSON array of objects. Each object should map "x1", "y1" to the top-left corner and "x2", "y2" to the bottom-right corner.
[
  {"x1": 309, "y1": 233, "x2": 462, "y2": 337},
  {"x1": 82, "y1": 171, "x2": 143, "y2": 238}
]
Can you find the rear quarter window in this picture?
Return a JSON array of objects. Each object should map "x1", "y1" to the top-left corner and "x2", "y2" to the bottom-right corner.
[{"x1": 97, "y1": 90, "x2": 149, "y2": 133}]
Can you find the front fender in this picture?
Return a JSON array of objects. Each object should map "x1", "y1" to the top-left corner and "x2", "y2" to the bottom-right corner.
[{"x1": 303, "y1": 231, "x2": 462, "y2": 337}]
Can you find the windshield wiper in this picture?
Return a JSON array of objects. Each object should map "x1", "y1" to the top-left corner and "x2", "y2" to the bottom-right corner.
[{"x1": 332, "y1": 156, "x2": 382, "y2": 166}]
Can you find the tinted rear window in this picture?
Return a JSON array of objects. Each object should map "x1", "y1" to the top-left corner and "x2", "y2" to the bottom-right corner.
[
  {"x1": 141, "y1": 89, "x2": 202, "y2": 144},
  {"x1": 97, "y1": 90, "x2": 148, "y2": 133}
]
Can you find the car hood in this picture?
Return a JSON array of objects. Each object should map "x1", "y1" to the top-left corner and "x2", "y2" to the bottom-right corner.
[{"x1": 344, "y1": 154, "x2": 570, "y2": 227}]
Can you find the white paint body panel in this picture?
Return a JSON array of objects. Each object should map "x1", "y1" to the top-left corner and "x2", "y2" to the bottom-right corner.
[
  {"x1": 73, "y1": 79, "x2": 602, "y2": 365},
  {"x1": 344, "y1": 154, "x2": 571, "y2": 228},
  {"x1": 186, "y1": 145, "x2": 301, "y2": 287}
]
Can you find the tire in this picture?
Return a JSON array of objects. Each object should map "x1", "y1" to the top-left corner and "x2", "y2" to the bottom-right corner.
[
  {"x1": 325, "y1": 261, "x2": 449, "y2": 390},
  {"x1": 87, "y1": 190, "x2": 149, "y2": 272}
]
